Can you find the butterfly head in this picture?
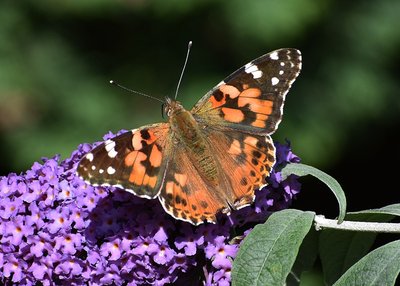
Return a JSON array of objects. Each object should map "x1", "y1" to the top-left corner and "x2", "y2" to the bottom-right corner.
[{"x1": 164, "y1": 97, "x2": 184, "y2": 117}]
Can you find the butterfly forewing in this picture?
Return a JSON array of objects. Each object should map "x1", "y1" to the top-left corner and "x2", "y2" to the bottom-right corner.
[
  {"x1": 191, "y1": 48, "x2": 301, "y2": 135},
  {"x1": 77, "y1": 124, "x2": 170, "y2": 199}
]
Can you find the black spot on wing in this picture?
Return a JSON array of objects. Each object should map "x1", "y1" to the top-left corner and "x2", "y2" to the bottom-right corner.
[
  {"x1": 214, "y1": 89, "x2": 224, "y2": 101},
  {"x1": 140, "y1": 129, "x2": 151, "y2": 140}
]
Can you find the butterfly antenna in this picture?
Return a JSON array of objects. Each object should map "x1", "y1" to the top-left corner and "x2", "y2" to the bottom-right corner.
[
  {"x1": 174, "y1": 41, "x2": 192, "y2": 100},
  {"x1": 109, "y1": 80, "x2": 164, "y2": 103}
]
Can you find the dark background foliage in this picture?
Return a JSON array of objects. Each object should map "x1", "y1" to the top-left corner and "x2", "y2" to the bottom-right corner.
[{"x1": 1, "y1": 0, "x2": 399, "y2": 244}]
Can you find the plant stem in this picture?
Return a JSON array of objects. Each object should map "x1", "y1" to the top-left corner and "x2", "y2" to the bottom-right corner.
[{"x1": 314, "y1": 215, "x2": 400, "y2": 233}]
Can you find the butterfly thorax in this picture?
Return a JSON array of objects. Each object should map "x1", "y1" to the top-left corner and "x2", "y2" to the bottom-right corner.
[{"x1": 166, "y1": 98, "x2": 221, "y2": 186}]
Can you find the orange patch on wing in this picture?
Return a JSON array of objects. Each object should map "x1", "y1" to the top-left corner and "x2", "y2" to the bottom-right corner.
[
  {"x1": 132, "y1": 133, "x2": 143, "y2": 149},
  {"x1": 210, "y1": 95, "x2": 226, "y2": 108},
  {"x1": 143, "y1": 174, "x2": 157, "y2": 188},
  {"x1": 125, "y1": 151, "x2": 138, "y2": 166},
  {"x1": 238, "y1": 98, "x2": 273, "y2": 115},
  {"x1": 221, "y1": 107, "x2": 245, "y2": 123},
  {"x1": 244, "y1": 136, "x2": 258, "y2": 146},
  {"x1": 174, "y1": 173, "x2": 188, "y2": 187},
  {"x1": 129, "y1": 152, "x2": 147, "y2": 185},
  {"x1": 256, "y1": 113, "x2": 269, "y2": 121},
  {"x1": 250, "y1": 113, "x2": 269, "y2": 128},
  {"x1": 149, "y1": 145, "x2": 162, "y2": 167},
  {"x1": 228, "y1": 139, "x2": 242, "y2": 155},
  {"x1": 252, "y1": 119, "x2": 266, "y2": 128},
  {"x1": 148, "y1": 176, "x2": 157, "y2": 188},
  {"x1": 165, "y1": 181, "x2": 175, "y2": 194},
  {"x1": 219, "y1": 84, "x2": 241, "y2": 99},
  {"x1": 240, "y1": 88, "x2": 262, "y2": 98},
  {"x1": 144, "y1": 132, "x2": 157, "y2": 144}
]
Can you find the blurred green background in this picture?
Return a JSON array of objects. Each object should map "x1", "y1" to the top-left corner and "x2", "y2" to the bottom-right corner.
[{"x1": 1, "y1": 1, "x2": 399, "y2": 218}]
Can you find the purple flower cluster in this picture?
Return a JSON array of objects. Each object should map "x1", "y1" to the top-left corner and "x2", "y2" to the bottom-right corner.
[{"x1": 0, "y1": 133, "x2": 301, "y2": 285}]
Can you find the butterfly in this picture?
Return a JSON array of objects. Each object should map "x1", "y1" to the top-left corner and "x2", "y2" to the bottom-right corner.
[{"x1": 77, "y1": 48, "x2": 302, "y2": 225}]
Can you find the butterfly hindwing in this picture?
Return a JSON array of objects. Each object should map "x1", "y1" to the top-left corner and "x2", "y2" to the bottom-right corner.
[
  {"x1": 191, "y1": 48, "x2": 301, "y2": 135},
  {"x1": 206, "y1": 130, "x2": 276, "y2": 209},
  {"x1": 157, "y1": 128, "x2": 276, "y2": 225},
  {"x1": 158, "y1": 144, "x2": 228, "y2": 225},
  {"x1": 77, "y1": 123, "x2": 170, "y2": 199}
]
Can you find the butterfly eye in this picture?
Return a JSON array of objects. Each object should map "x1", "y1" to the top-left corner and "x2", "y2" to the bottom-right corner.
[
  {"x1": 162, "y1": 103, "x2": 172, "y2": 118},
  {"x1": 161, "y1": 103, "x2": 165, "y2": 119}
]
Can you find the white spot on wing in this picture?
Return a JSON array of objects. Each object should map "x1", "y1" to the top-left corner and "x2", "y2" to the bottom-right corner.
[
  {"x1": 245, "y1": 63, "x2": 256, "y2": 72},
  {"x1": 91, "y1": 165, "x2": 96, "y2": 170},
  {"x1": 99, "y1": 169, "x2": 104, "y2": 174},
  {"x1": 279, "y1": 70, "x2": 284, "y2": 75},
  {"x1": 280, "y1": 62, "x2": 285, "y2": 66},
  {"x1": 104, "y1": 139, "x2": 114, "y2": 149},
  {"x1": 245, "y1": 63, "x2": 263, "y2": 79},
  {"x1": 252, "y1": 70, "x2": 262, "y2": 79},
  {"x1": 108, "y1": 149, "x2": 118, "y2": 158},
  {"x1": 107, "y1": 166, "x2": 116, "y2": 175},
  {"x1": 271, "y1": 77, "x2": 279, "y2": 86},
  {"x1": 104, "y1": 139, "x2": 118, "y2": 158},
  {"x1": 86, "y1": 153, "x2": 94, "y2": 162},
  {"x1": 270, "y1": 51, "x2": 279, "y2": 60}
]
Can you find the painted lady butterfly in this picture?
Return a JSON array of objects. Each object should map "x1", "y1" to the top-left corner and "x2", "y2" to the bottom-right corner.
[{"x1": 77, "y1": 48, "x2": 302, "y2": 225}]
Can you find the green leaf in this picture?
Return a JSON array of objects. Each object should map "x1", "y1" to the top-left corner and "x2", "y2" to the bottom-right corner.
[
  {"x1": 349, "y1": 203, "x2": 400, "y2": 217},
  {"x1": 287, "y1": 228, "x2": 319, "y2": 286},
  {"x1": 281, "y1": 163, "x2": 346, "y2": 223},
  {"x1": 333, "y1": 240, "x2": 400, "y2": 286},
  {"x1": 320, "y1": 204, "x2": 398, "y2": 285},
  {"x1": 320, "y1": 228, "x2": 378, "y2": 285},
  {"x1": 232, "y1": 209, "x2": 315, "y2": 286}
]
